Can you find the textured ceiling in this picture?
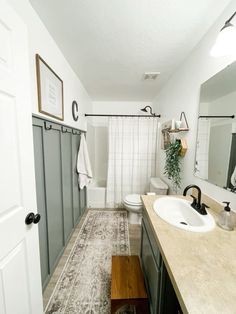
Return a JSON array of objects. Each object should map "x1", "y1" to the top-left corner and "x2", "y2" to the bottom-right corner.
[{"x1": 30, "y1": 0, "x2": 232, "y2": 101}]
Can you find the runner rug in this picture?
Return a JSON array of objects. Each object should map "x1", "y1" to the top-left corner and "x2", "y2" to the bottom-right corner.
[{"x1": 46, "y1": 210, "x2": 131, "y2": 314}]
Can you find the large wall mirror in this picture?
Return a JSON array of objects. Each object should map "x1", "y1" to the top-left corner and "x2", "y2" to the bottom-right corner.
[{"x1": 195, "y1": 61, "x2": 236, "y2": 194}]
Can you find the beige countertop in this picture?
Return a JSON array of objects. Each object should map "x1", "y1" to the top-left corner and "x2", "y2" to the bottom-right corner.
[{"x1": 141, "y1": 194, "x2": 236, "y2": 314}]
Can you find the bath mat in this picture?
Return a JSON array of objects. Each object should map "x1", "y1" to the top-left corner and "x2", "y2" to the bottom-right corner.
[{"x1": 45, "y1": 210, "x2": 130, "y2": 314}]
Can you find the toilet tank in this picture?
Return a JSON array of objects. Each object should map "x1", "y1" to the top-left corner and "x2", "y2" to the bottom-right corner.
[{"x1": 150, "y1": 177, "x2": 168, "y2": 195}]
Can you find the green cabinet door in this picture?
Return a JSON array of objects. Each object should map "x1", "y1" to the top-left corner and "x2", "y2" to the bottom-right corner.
[
  {"x1": 141, "y1": 223, "x2": 160, "y2": 314},
  {"x1": 141, "y1": 214, "x2": 182, "y2": 314},
  {"x1": 142, "y1": 213, "x2": 161, "y2": 267}
]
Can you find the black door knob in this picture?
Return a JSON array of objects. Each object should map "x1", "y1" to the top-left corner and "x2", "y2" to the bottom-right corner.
[
  {"x1": 33, "y1": 213, "x2": 41, "y2": 224},
  {"x1": 25, "y1": 212, "x2": 35, "y2": 225},
  {"x1": 25, "y1": 212, "x2": 41, "y2": 225}
]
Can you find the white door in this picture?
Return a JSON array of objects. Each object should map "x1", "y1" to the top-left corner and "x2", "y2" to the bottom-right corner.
[{"x1": 0, "y1": 1, "x2": 43, "y2": 313}]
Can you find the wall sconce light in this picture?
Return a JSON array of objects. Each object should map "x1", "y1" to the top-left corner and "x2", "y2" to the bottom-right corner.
[
  {"x1": 211, "y1": 11, "x2": 236, "y2": 57},
  {"x1": 140, "y1": 105, "x2": 157, "y2": 116}
]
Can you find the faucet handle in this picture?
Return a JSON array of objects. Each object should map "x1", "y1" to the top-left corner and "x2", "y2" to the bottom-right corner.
[
  {"x1": 190, "y1": 195, "x2": 197, "y2": 206},
  {"x1": 200, "y1": 203, "x2": 209, "y2": 215}
]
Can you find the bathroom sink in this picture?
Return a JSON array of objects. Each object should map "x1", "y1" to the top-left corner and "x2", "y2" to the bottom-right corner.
[{"x1": 153, "y1": 197, "x2": 215, "y2": 232}]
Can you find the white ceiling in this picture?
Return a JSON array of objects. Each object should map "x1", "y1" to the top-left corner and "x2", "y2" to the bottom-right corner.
[{"x1": 30, "y1": 0, "x2": 232, "y2": 101}]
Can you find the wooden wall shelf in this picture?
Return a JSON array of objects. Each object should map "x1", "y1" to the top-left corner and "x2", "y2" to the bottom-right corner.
[{"x1": 168, "y1": 128, "x2": 189, "y2": 133}]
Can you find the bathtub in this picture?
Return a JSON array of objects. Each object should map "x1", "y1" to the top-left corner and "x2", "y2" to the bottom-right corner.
[{"x1": 87, "y1": 180, "x2": 106, "y2": 208}]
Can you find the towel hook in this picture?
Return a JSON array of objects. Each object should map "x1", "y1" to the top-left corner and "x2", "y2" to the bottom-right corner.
[
  {"x1": 44, "y1": 121, "x2": 52, "y2": 130},
  {"x1": 61, "y1": 126, "x2": 68, "y2": 133}
]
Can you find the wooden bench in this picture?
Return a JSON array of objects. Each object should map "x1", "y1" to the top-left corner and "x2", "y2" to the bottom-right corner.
[{"x1": 111, "y1": 255, "x2": 149, "y2": 314}]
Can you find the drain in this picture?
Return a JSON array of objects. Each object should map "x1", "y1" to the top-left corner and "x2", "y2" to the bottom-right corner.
[{"x1": 180, "y1": 221, "x2": 188, "y2": 225}]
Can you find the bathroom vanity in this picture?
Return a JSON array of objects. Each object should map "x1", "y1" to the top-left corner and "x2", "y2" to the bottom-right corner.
[
  {"x1": 141, "y1": 205, "x2": 181, "y2": 314},
  {"x1": 141, "y1": 195, "x2": 236, "y2": 314}
]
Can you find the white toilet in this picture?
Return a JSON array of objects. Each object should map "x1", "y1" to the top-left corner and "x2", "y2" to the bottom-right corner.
[
  {"x1": 123, "y1": 177, "x2": 168, "y2": 224},
  {"x1": 123, "y1": 194, "x2": 143, "y2": 224}
]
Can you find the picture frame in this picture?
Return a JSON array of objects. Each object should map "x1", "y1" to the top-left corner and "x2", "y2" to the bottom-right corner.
[{"x1": 36, "y1": 54, "x2": 64, "y2": 120}]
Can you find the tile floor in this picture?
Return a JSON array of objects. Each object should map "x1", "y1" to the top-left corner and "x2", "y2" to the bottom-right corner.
[{"x1": 43, "y1": 208, "x2": 141, "y2": 308}]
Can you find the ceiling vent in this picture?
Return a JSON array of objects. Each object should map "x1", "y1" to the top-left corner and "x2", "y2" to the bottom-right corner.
[{"x1": 143, "y1": 72, "x2": 160, "y2": 80}]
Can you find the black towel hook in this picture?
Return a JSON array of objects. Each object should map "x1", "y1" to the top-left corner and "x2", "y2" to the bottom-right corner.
[
  {"x1": 61, "y1": 126, "x2": 68, "y2": 133},
  {"x1": 44, "y1": 121, "x2": 52, "y2": 130}
]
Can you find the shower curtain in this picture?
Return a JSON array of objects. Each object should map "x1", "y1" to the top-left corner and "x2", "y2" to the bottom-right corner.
[{"x1": 106, "y1": 117, "x2": 159, "y2": 208}]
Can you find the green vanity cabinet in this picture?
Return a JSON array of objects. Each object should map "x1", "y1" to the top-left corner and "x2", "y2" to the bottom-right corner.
[
  {"x1": 141, "y1": 222, "x2": 161, "y2": 314},
  {"x1": 141, "y1": 210, "x2": 181, "y2": 314}
]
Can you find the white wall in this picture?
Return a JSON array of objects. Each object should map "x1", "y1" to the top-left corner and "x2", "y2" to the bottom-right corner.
[
  {"x1": 152, "y1": 0, "x2": 236, "y2": 210},
  {"x1": 91, "y1": 101, "x2": 152, "y2": 126},
  {"x1": 8, "y1": 0, "x2": 92, "y2": 131}
]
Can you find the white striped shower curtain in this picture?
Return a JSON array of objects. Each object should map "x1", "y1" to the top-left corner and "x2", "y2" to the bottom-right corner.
[{"x1": 106, "y1": 117, "x2": 159, "y2": 208}]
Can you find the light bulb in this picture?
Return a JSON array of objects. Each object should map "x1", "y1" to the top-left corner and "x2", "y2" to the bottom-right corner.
[{"x1": 210, "y1": 23, "x2": 236, "y2": 57}]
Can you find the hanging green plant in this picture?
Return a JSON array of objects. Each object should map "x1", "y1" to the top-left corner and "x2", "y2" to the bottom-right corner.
[{"x1": 164, "y1": 140, "x2": 182, "y2": 192}]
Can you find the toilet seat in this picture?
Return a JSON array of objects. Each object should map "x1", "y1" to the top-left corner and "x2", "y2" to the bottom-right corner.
[
  {"x1": 123, "y1": 202, "x2": 142, "y2": 211},
  {"x1": 124, "y1": 194, "x2": 142, "y2": 206}
]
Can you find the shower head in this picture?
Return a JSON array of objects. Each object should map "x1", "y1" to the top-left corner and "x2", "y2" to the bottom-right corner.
[
  {"x1": 141, "y1": 107, "x2": 148, "y2": 112},
  {"x1": 140, "y1": 106, "x2": 154, "y2": 115}
]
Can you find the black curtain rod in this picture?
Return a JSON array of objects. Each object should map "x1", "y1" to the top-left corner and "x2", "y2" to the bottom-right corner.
[
  {"x1": 199, "y1": 115, "x2": 235, "y2": 119},
  {"x1": 85, "y1": 114, "x2": 161, "y2": 118}
]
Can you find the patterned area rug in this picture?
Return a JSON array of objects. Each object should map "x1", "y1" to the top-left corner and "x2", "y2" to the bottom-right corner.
[{"x1": 46, "y1": 210, "x2": 130, "y2": 314}]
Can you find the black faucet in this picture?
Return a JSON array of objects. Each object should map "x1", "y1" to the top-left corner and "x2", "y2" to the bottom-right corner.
[{"x1": 183, "y1": 184, "x2": 209, "y2": 215}]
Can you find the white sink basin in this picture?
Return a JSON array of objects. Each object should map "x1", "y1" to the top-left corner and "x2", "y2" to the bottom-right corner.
[{"x1": 153, "y1": 197, "x2": 215, "y2": 232}]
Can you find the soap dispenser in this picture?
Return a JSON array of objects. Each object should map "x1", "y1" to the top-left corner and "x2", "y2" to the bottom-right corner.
[{"x1": 218, "y1": 202, "x2": 234, "y2": 231}]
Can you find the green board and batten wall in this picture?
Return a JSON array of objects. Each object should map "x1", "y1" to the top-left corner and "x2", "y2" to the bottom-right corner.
[{"x1": 32, "y1": 116, "x2": 87, "y2": 289}]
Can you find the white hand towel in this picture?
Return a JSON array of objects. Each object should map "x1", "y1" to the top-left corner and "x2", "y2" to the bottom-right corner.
[
  {"x1": 231, "y1": 165, "x2": 236, "y2": 187},
  {"x1": 76, "y1": 133, "x2": 93, "y2": 189}
]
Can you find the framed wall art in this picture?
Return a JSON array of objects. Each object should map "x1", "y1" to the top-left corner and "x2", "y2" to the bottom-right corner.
[{"x1": 36, "y1": 54, "x2": 64, "y2": 120}]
